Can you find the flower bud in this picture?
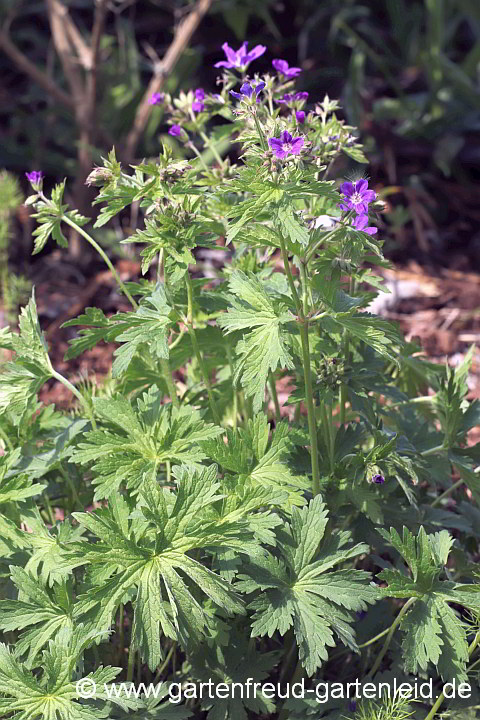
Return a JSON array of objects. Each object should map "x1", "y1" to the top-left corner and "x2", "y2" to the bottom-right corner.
[{"x1": 85, "y1": 167, "x2": 114, "y2": 187}]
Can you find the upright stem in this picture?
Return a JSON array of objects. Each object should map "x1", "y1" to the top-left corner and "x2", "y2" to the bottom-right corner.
[
  {"x1": 49, "y1": 365, "x2": 97, "y2": 430},
  {"x1": 226, "y1": 344, "x2": 238, "y2": 430},
  {"x1": 0, "y1": 426, "x2": 13, "y2": 452},
  {"x1": 185, "y1": 272, "x2": 221, "y2": 424},
  {"x1": 339, "y1": 334, "x2": 350, "y2": 425},
  {"x1": 160, "y1": 357, "x2": 179, "y2": 408},
  {"x1": 320, "y1": 402, "x2": 335, "y2": 475},
  {"x1": 43, "y1": 493, "x2": 56, "y2": 526},
  {"x1": 199, "y1": 130, "x2": 225, "y2": 169},
  {"x1": 279, "y1": 238, "x2": 320, "y2": 494},
  {"x1": 430, "y1": 478, "x2": 464, "y2": 507},
  {"x1": 61, "y1": 214, "x2": 138, "y2": 310},
  {"x1": 58, "y1": 464, "x2": 82, "y2": 511},
  {"x1": 157, "y1": 248, "x2": 164, "y2": 284},
  {"x1": 366, "y1": 597, "x2": 416, "y2": 679},
  {"x1": 253, "y1": 112, "x2": 267, "y2": 151},
  {"x1": 186, "y1": 141, "x2": 210, "y2": 172},
  {"x1": 421, "y1": 445, "x2": 446, "y2": 457},
  {"x1": 154, "y1": 642, "x2": 176, "y2": 683},
  {"x1": 423, "y1": 631, "x2": 480, "y2": 720},
  {"x1": 269, "y1": 373, "x2": 281, "y2": 424},
  {"x1": 126, "y1": 646, "x2": 136, "y2": 683},
  {"x1": 117, "y1": 603, "x2": 125, "y2": 667}
]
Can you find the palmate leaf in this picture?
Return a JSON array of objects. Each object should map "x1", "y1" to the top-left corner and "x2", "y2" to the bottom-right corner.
[
  {"x1": 0, "y1": 625, "x2": 140, "y2": 720},
  {"x1": 0, "y1": 448, "x2": 47, "y2": 504},
  {"x1": 19, "y1": 504, "x2": 87, "y2": 585},
  {"x1": 218, "y1": 271, "x2": 295, "y2": 412},
  {"x1": 67, "y1": 468, "x2": 257, "y2": 670},
  {"x1": 431, "y1": 345, "x2": 477, "y2": 446},
  {"x1": 0, "y1": 567, "x2": 75, "y2": 669},
  {"x1": 29, "y1": 181, "x2": 89, "y2": 254},
  {"x1": 190, "y1": 632, "x2": 281, "y2": 720},
  {"x1": 237, "y1": 496, "x2": 377, "y2": 676},
  {"x1": 274, "y1": 204, "x2": 309, "y2": 251},
  {"x1": 125, "y1": 685, "x2": 192, "y2": 720},
  {"x1": 69, "y1": 385, "x2": 224, "y2": 499},
  {"x1": 0, "y1": 292, "x2": 52, "y2": 424},
  {"x1": 201, "y1": 413, "x2": 308, "y2": 509},
  {"x1": 322, "y1": 312, "x2": 402, "y2": 364},
  {"x1": 378, "y1": 526, "x2": 480, "y2": 682},
  {"x1": 63, "y1": 284, "x2": 172, "y2": 377}
]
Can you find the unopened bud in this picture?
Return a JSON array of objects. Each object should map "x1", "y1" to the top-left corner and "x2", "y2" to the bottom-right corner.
[{"x1": 85, "y1": 167, "x2": 113, "y2": 187}]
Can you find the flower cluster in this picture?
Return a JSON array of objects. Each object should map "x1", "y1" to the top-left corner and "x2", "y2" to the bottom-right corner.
[{"x1": 146, "y1": 38, "x2": 378, "y2": 241}]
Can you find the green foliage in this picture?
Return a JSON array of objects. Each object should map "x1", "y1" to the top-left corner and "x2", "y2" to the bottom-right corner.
[
  {"x1": 1, "y1": 42, "x2": 479, "y2": 720},
  {"x1": 377, "y1": 526, "x2": 480, "y2": 682},
  {"x1": 218, "y1": 271, "x2": 295, "y2": 412},
  {"x1": 0, "y1": 293, "x2": 52, "y2": 424},
  {"x1": 238, "y1": 496, "x2": 378, "y2": 675}
]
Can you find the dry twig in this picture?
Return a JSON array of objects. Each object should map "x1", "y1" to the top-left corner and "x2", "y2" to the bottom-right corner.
[{"x1": 124, "y1": 0, "x2": 214, "y2": 162}]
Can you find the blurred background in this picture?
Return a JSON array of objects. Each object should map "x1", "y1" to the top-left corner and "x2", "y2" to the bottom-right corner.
[{"x1": 0, "y1": 0, "x2": 479, "y2": 400}]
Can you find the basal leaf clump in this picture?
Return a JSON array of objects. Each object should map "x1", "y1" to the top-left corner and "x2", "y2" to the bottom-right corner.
[{"x1": 0, "y1": 40, "x2": 479, "y2": 720}]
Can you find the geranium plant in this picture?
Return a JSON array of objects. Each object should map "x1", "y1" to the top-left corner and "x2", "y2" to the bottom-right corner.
[{"x1": 1, "y1": 42, "x2": 480, "y2": 720}]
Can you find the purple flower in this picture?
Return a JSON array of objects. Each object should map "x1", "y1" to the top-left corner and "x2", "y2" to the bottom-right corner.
[
  {"x1": 354, "y1": 213, "x2": 378, "y2": 236},
  {"x1": 192, "y1": 88, "x2": 205, "y2": 113},
  {"x1": 168, "y1": 124, "x2": 183, "y2": 137},
  {"x1": 214, "y1": 41, "x2": 266, "y2": 70},
  {"x1": 296, "y1": 110, "x2": 305, "y2": 124},
  {"x1": 348, "y1": 699, "x2": 357, "y2": 712},
  {"x1": 275, "y1": 91, "x2": 308, "y2": 105},
  {"x1": 272, "y1": 59, "x2": 302, "y2": 78},
  {"x1": 230, "y1": 81, "x2": 265, "y2": 101},
  {"x1": 25, "y1": 171, "x2": 44, "y2": 188},
  {"x1": 268, "y1": 130, "x2": 304, "y2": 159},
  {"x1": 275, "y1": 93, "x2": 294, "y2": 105},
  {"x1": 371, "y1": 473, "x2": 385, "y2": 484},
  {"x1": 148, "y1": 92, "x2": 164, "y2": 105},
  {"x1": 339, "y1": 179, "x2": 376, "y2": 214}
]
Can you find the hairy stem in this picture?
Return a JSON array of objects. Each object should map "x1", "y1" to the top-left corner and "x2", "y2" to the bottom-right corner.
[
  {"x1": 154, "y1": 642, "x2": 176, "y2": 683},
  {"x1": 279, "y1": 239, "x2": 319, "y2": 493},
  {"x1": 185, "y1": 272, "x2": 221, "y2": 424},
  {"x1": 253, "y1": 112, "x2": 267, "y2": 151},
  {"x1": 423, "y1": 630, "x2": 480, "y2": 720},
  {"x1": 366, "y1": 597, "x2": 416, "y2": 678},
  {"x1": 430, "y1": 478, "x2": 464, "y2": 507},
  {"x1": 49, "y1": 365, "x2": 97, "y2": 430},
  {"x1": 160, "y1": 357, "x2": 179, "y2": 408},
  {"x1": 300, "y1": 312, "x2": 320, "y2": 494},
  {"x1": 269, "y1": 373, "x2": 281, "y2": 424},
  {"x1": 0, "y1": 425, "x2": 13, "y2": 452},
  {"x1": 61, "y1": 214, "x2": 138, "y2": 310},
  {"x1": 126, "y1": 646, "x2": 136, "y2": 684},
  {"x1": 421, "y1": 445, "x2": 446, "y2": 457},
  {"x1": 117, "y1": 603, "x2": 125, "y2": 667},
  {"x1": 199, "y1": 130, "x2": 225, "y2": 169}
]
